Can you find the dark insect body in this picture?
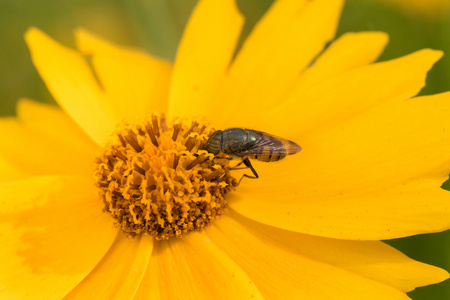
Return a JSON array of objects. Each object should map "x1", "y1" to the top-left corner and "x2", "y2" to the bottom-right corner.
[{"x1": 203, "y1": 128, "x2": 301, "y2": 182}]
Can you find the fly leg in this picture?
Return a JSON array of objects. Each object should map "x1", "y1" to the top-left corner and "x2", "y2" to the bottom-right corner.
[
  {"x1": 242, "y1": 157, "x2": 259, "y2": 179},
  {"x1": 229, "y1": 159, "x2": 248, "y2": 170},
  {"x1": 234, "y1": 158, "x2": 259, "y2": 186}
]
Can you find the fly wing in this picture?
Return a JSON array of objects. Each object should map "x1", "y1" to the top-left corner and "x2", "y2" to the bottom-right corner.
[{"x1": 235, "y1": 130, "x2": 301, "y2": 161}]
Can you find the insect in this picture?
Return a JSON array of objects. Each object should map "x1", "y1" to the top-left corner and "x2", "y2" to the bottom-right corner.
[{"x1": 203, "y1": 128, "x2": 301, "y2": 182}]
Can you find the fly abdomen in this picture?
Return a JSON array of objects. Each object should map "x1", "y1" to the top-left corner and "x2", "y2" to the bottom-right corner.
[
  {"x1": 254, "y1": 151, "x2": 286, "y2": 162},
  {"x1": 252, "y1": 145, "x2": 287, "y2": 162},
  {"x1": 252, "y1": 132, "x2": 288, "y2": 162}
]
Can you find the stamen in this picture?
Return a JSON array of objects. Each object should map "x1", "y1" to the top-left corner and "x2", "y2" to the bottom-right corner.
[
  {"x1": 160, "y1": 114, "x2": 167, "y2": 131},
  {"x1": 152, "y1": 115, "x2": 160, "y2": 137},
  {"x1": 112, "y1": 148, "x2": 127, "y2": 161},
  {"x1": 183, "y1": 121, "x2": 199, "y2": 138},
  {"x1": 198, "y1": 125, "x2": 207, "y2": 135},
  {"x1": 205, "y1": 168, "x2": 224, "y2": 181},
  {"x1": 173, "y1": 153, "x2": 179, "y2": 169},
  {"x1": 145, "y1": 124, "x2": 158, "y2": 147},
  {"x1": 126, "y1": 129, "x2": 144, "y2": 152},
  {"x1": 185, "y1": 136, "x2": 197, "y2": 152},
  {"x1": 172, "y1": 122, "x2": 181, "y2": 141},
  {"x1": 134, "y1": 163, "x2": 146, "y2": 175},
  {"x1": 93, "y1": 114, "x2": 237, "y2": 240},
  {"x1": 118, "y1": 134, "x2": 127, "y2": 147},
  {"x1": 186, "y1": 154, "x2": 206, "y2": 170}
]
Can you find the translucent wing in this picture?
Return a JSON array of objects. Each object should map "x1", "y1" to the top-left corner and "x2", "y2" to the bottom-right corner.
[{"x1": 235, "y1": 130, "x2": 301, "y2": 162}]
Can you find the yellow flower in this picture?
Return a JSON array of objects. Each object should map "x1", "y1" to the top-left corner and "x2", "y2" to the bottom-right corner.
[{"x1": 1, "y1": 0, "x2": 450, "y2": 298}]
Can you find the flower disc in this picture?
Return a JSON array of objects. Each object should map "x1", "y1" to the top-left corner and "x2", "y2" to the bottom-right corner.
[{"x1": 94, "y1": 114, "x2": 237, "y2": 240}]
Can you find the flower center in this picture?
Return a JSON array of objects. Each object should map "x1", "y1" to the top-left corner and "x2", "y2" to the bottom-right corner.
[{"x1": 93, "y1": 114, "x2": 238, "y2": 240}]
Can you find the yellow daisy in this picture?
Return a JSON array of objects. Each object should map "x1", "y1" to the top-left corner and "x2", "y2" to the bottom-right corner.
[{"x1": 1, "y1": 0, "x2": 450, "y2": 298}]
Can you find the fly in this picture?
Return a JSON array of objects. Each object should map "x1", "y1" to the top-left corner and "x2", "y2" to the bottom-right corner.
[{"x1": 203, "y1": 128, "x2": 301, "y2": 183}]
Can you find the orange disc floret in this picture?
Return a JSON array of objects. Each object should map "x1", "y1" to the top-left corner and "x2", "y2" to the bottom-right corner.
[{"x1": 94, "y1": 114, "x2": 237, "y2": 240}]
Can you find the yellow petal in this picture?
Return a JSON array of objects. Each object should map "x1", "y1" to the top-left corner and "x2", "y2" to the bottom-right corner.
[
  {"x1": 232, "y1": 93, "x2": 450, "y2": 239},
  {"x1": 0, "y1": 106, "x2": 96, "y2": 179},
  {"x1": 136, "y1": 231, "x2": 263, "y2": 300},
  {"x1": 17, "y1": 98, "x2": 97, "y2": 157},
  {"x1": 75, "y1": 29, "x2": 172, "y2": 117},
  {"x1": 65, "y1": 234, "x2": 153, "y2": 300},
  {"x1": 0, "y1": 175, "x2": 117, "y2": 299},
  {"x1": 168, "y1": 0, "x2": 244, "y2": 120},
  {"x1": 297, "y1": 31, "x2": 389, "y2": 87},
  {"x1": 0, "y1": 155, "x2": 25, "y2": 182},
  {"x1": 213, "y1": 0, "x2": 344, "y2": 128},
  {"x1": 25, "y1": 28, "x2": 119, "y2": 146},
  {"x1": 132, "y1": 254, "x2": 161, "y2": 300},
  {"x1": 206, "y1": 211, "x2": 427, "y2": 299},
  {"x1": 234, "y1": 176, "x2": 450, "y2": 240},
  {"x1": 244, "y1": 48, "x2": 442, "y2": 134}
]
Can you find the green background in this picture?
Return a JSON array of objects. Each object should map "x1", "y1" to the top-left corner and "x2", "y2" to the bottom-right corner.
[{"x1": 1, "y1": 0, "x2": 449, "y2": 298}]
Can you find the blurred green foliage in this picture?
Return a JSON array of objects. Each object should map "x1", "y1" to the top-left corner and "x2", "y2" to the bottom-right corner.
[{"x1": 0, "y1": 0, "x2": 449, "y2": 299}]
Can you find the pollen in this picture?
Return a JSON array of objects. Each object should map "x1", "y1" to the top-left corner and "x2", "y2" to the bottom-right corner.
[{"x1": 93, "y1": 114, "x2": 237, "y2": 240}]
